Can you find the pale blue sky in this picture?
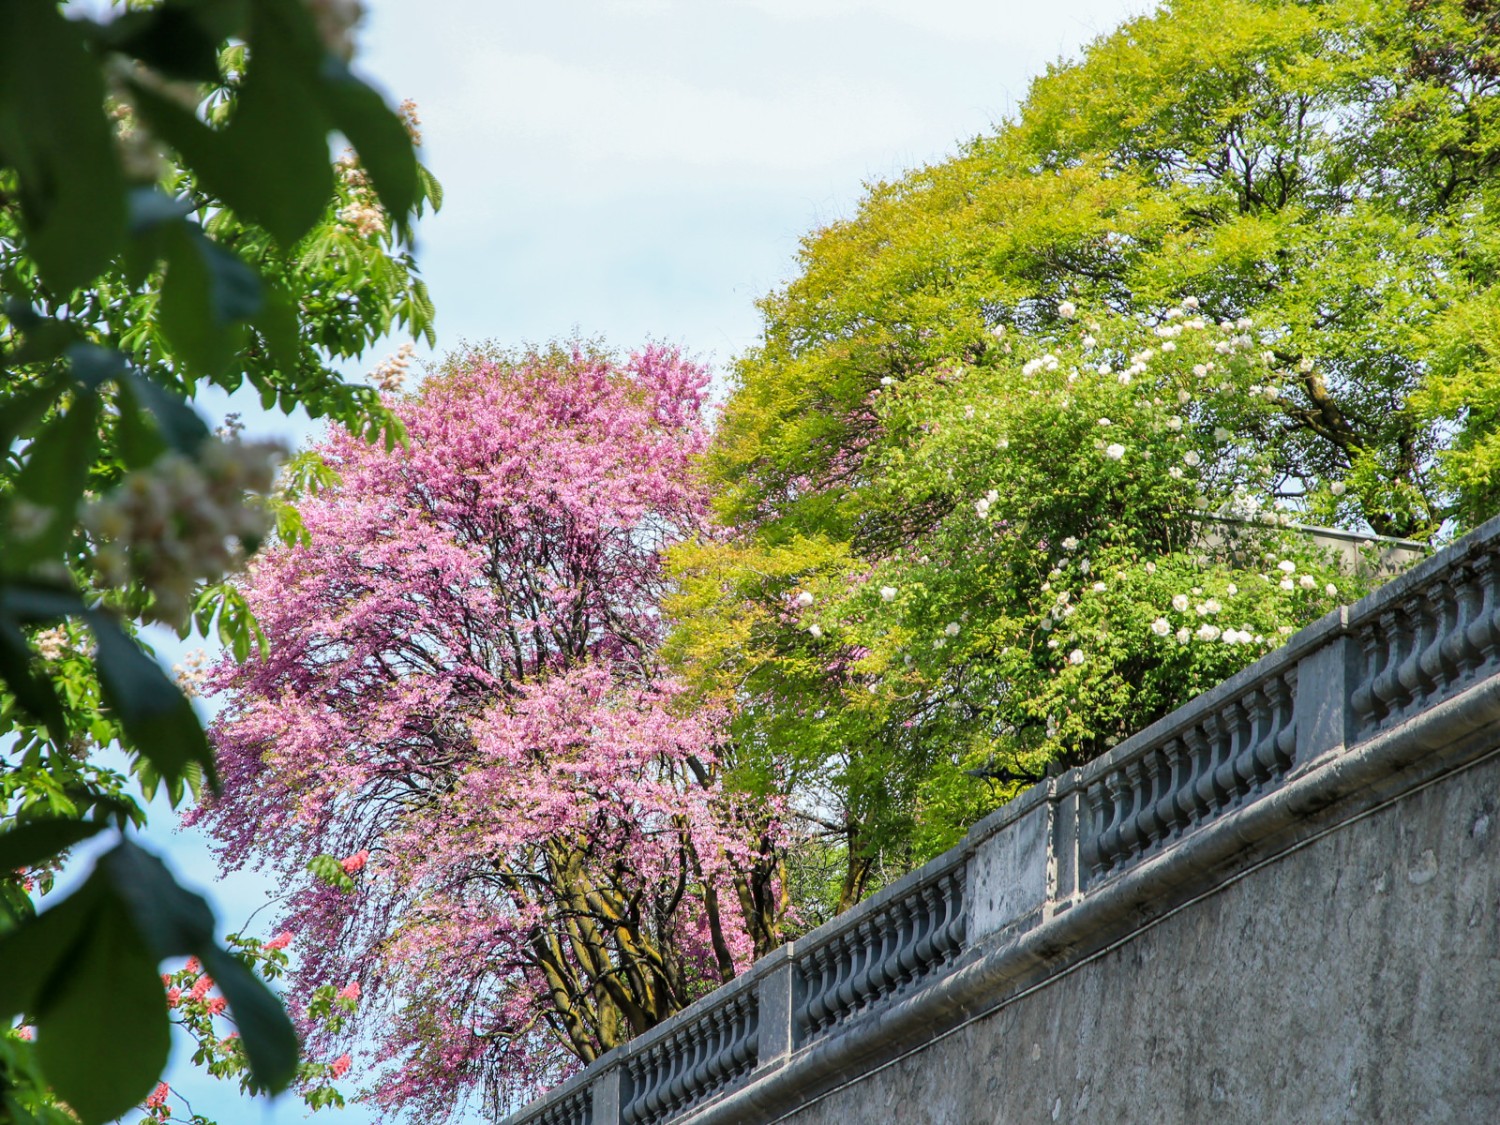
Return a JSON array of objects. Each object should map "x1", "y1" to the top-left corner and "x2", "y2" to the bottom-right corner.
[{"x1": 118, "y1": 2, "x2": 1149, "y2": 1122}]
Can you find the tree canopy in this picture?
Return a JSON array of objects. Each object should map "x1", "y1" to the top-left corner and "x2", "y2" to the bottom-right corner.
[
  {"x1": 195, "y1": 344, "x2": 779, "y2": 1120},
  {"x1": 668, "y1": 0, "x2": 1500, "y2": 911}
]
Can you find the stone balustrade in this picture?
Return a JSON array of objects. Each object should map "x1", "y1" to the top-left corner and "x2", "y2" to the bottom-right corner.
[{"x1": 505, "y1": 513, "x2": 1500, "y2": 1125}]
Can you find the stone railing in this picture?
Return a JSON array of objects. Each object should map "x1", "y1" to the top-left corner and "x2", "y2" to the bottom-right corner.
[
  {"x1": 505, "y1": 514, "x2": 1500, "y2": 1125},
  {"x1": 792, "y1": 850, "x2": 967, "y2": 1045}
]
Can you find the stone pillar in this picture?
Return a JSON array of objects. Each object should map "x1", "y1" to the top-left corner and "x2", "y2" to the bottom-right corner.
[
  {"x1": 592, "y1": 1063, "x2": 622, "y2": 1125},
  {"x1": 1047, "y1": 772, "x2": 1083, "y2": 919},
  {"x1": 755, "y1": 946, "x2": 796, "y2": 1065},
  {"x1": 1293, "y1": 611, "x2": 1354, "y2": 769},
  {"x1": 965, "y1": 783, "x2": 1052, "y2": 943}
]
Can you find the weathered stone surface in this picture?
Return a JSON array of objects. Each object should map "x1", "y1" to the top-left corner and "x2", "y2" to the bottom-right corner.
[
  {"x1": 772, "y1": 747, "x2": 1500, "y2": 1125},
  {"x1": 966, "y1": 796, "x2": 1049, "y2": 942}
]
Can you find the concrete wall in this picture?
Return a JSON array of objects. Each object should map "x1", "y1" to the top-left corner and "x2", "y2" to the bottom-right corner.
[{"x1": 774, "y1": 745, "x2": 1500, "y2": 1125}]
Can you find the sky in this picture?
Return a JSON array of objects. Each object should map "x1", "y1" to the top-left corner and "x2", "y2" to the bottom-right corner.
[{"x1": 108, "y1": 1, "x2": 1152, "y2": 1122}]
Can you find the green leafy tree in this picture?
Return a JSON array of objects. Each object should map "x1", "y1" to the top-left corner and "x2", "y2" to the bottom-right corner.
[
  {"x1": 670, "y1": 0, "x2": 1500, "y2": 916},
  {"x1": 0, "y1": 0, "x2": 438, "y2": 1120}
]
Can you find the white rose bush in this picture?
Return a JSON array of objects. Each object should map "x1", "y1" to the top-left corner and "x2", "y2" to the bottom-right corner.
[{"x1": 754, "y1": 299, "x2": 1364, "y2": 854}]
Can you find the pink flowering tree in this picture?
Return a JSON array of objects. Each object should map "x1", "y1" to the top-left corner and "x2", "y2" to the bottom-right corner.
[{"x1": 192, "y1": 343, "x2": 778, "y2": 1119}]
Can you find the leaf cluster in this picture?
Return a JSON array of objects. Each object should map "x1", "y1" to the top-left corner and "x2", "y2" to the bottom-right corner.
[{"x1": 0, "y1": 1, "x2": 438, "y2": 1119}]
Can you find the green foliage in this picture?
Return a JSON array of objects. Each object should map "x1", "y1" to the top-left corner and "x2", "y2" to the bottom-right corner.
[
  {"x1": 671, "y1": 0, "x2": 1500, "y2": 918},
  {"x1": 0, "y1": 0, "x2": 439, "y2": 1119}
]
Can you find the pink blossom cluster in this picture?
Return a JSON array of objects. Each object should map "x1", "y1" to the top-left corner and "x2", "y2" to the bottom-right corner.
[
  {"x1": 195, "y1": 346, "x2": 772, "y2": 1119},
  {"x1": 144, "y1": 1081, "x2": 170, "y2": 1117}
]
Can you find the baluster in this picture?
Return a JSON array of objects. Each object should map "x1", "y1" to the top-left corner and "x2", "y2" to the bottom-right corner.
[
  {"x1": 681, "y1": 1026, "x2": 706, "y2": 1109},
  {"x1": 911, "y1": 884, "x2": 942, "y2": 972},
  {"x1": 1348, "y1": 621, "x2": 1385, "y2": 730},
  {"x1": 1251, "y1": 679, "x2": 1280, "y2": 783},
  {"x1": 866, "y1": 907, "x2": 898, "y2": 1001},
  {"x1": 620, "y1": 1060, "x2": 642, "y2": 1125},
  {"x1": 847, "y1": 919, "x2": 877, "y2": 1013},
  {"x1": 640, "y1": 1050, "x2": 668, "y2": 1125},
  {"x1": 1396, "y1": 592, "x2": 1436, "y2": 709},
  {"x1": 1418, "y1": 573, "x2": 1459, "y2": 700},
  {"x1": 877, "y1": 900, "x2": 910, "y2": 996},
  {"x1": 694, "y1": 1008, "x2": 725, "y2": 1100},
  {"x1": 654, "y1": 1037, "x2": 683, "y2": 1120},
  {"x1": 1097, "y1": 767, "x2": 1132, "y2": 873},
  {"x1": 1371, "y1": 608, "x2": 1411, "y2": 723},
  {"x1": 1198, "y1": 711, "x2": 1232, "y2": 816},
  {"x1": 1445, "y1": 560, "x2": 1483, "y2": 679},
  {"x1": 625, "y1": 1057, "x2": 650, "y2": 1125},
  {"x1": 929, "y1": 873, "x2": 961, "y2": 962},
  {"x1": 896, "y1": 893, "x2": 929, "y2": 984},
  {"x1": 1186, "y1": 721, "x2": 1217, "y2": 825},
  {"x1": 673, "y1": 1028, "x2": 703, "y2": 1113},
  {"x1": 1227, "y1": 695, "x2": 1260, "y2": 802},
  {"x1": 822, "y1": 942, "x2": 847, "y2": 1030},
  {"x1": 740, "y1": 998, "x2": 760, "y2": 1072},
  {"x1": 1211, "y1": 701, "x2": 1245, "y2": 807},
  {"x1": 1136, "y1": 749, "x2": 1166, "y2": 854},
  {"x1": 1081, "y1": 779, "x2": 1111, "y2": 882},
  {"x1": 952, "y1": 871, "x2": 969, "y2": 949},
  {"x1": 801, "y1": 946, "x2": 831, "y2": 1035},
  {"x1": 946, "y1": 870, "x2": 968, "y2": 949},
  {"x1": 1236, "y1": 687, "x2": 1272, "y2": 792},
  {"x1": 1276, "y1": 669, "x2": 1298, "y2": 769},
  {"x1": 1157, "y1": 738, "x2": 1190, "y2": 841},
  {"x1": 681, "y1": 1026, "x2": 705, "y2": 1108},
  {"x1": 709, "y1": 1013, "x2": 731, "y2": 1093},
  {"x1": 1470, "y1": 553, "x2": 1500, "y2": 668},
  {"x1": 1128, "y1": 762, "x2": 1146, "y2": 870},
  {"x1": 834, "y1": 928, "x2": 864, "y2": 1018},
  {"x1": 1234, "y1": 686, "x2": 1268, "y2": 792}
]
